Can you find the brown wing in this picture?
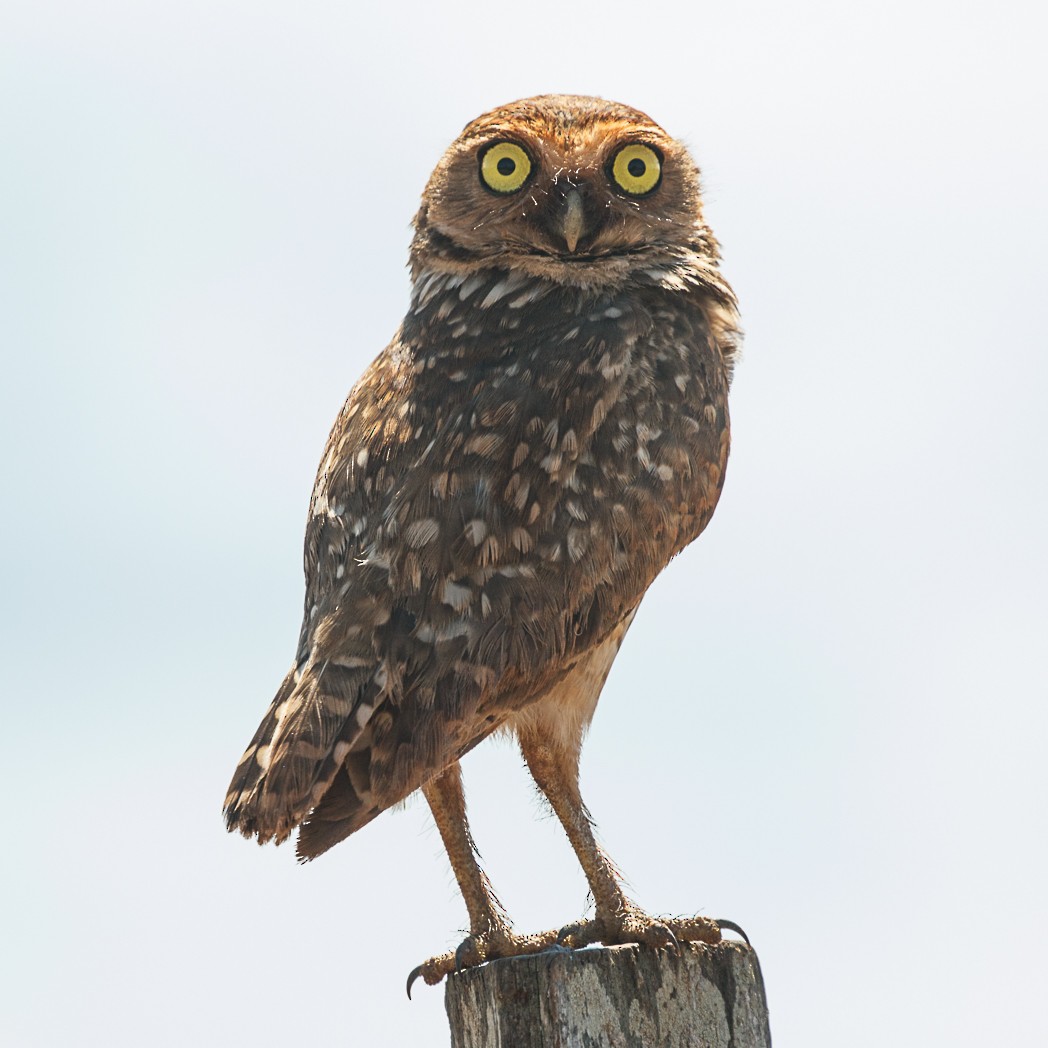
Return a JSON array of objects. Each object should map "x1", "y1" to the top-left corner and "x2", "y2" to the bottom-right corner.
[
  {"x1": 224, "y1": 267, "x2": 732, "y2": 858},
  {"x1": 223, "y1": 339, "x2": 425, "y2": 847}
]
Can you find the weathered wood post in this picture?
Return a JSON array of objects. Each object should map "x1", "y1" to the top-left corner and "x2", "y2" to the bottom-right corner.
[{"x1": 445, "y1": 941, "x2": 771, "y2": 1048}]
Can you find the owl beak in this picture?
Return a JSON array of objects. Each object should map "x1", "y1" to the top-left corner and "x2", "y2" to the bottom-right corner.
[{"x1": 558, "y1": 189, "x2": 585, "y2": 254}]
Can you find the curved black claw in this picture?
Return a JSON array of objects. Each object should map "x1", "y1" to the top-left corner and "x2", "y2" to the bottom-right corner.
[
  {"x1": 405, "y1": 963, "x2": 424, "y2": 1000},
  {"x1": 715, "y1": 918, "x2": 751, "y2": 946},
  {"x1": 556, "y1": 922, "x2": 584, "y2": 946},
  {"x1": 453, "y1": 937, "x2": 476, "y2": 972}
]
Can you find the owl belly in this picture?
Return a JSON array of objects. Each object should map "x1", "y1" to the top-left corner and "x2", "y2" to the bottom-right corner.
[{"x1": 505, "y1": 609, "x2": 637, "y2": 750}]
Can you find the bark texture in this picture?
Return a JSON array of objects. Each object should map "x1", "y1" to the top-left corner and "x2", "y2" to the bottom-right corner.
[{"x1": 445, "y1": 941, "x2": 771, "y2": 1048}]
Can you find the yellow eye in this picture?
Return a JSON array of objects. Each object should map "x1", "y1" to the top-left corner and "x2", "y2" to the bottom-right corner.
[
  {"x1": 480, "y1": 142, "x2": 532, "y2": 194},
  {"x1": 610, "y1": 143, "x2": 662, "y2": 196}
]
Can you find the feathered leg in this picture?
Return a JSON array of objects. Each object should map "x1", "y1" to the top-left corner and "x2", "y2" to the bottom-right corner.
[
  {"x1": 407, "y1": 761, "x2": 559, "y2": 995},
  {"x1": 517, "y1": 725, "x2": 721, "y2": 950}
]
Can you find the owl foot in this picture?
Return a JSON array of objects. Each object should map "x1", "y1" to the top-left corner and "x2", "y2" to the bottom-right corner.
[
  {"x1": 556, "y1": 908, "x2": 722, "y2": 951},
  {"x1": 406, "y1": 926, "x2": 560, "y2": 997}
]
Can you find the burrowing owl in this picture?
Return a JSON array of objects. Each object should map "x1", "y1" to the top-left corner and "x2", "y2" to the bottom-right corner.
[{"x1": 224, "y1": 94, "x2": 740, "y2": 989}]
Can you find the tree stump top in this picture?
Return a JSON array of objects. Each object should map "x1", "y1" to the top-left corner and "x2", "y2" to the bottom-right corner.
[{"x1": 444, "y1": 940, "x2": 771, "y2": 1048}]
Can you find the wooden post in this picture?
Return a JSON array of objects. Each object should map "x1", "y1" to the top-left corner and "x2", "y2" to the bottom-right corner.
[{"x1": 445, "y1": 941, "x2": 771, "y2": 1048}]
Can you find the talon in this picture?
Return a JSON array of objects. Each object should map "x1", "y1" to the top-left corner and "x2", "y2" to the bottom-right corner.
[
  {"x1": 715, "y1": 919, "x2": 751, "y2": 946},
  {"x1": 406, "y1": 963, "x2": 424, "y2": 1000},
  {"x1": 558, "y1": 917, "x2": 601, "y2": 948},
  {"x1": 454, "y1": 938, "x2": 474, "y2": 972}
]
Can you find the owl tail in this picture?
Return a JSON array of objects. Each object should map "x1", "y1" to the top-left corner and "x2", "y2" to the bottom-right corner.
[{"x1": 222, "y1": 660, "x2": 372, "y2": 848}]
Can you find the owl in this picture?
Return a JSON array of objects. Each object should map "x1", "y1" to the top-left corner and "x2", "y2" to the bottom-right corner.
[{"x1": 224, "y1": 94, "x2": 741, "y2": 991}]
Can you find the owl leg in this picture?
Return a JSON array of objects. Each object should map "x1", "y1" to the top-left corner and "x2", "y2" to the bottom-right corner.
[
  {"x1": 518, "y1": 729, "x2": 721, "y2": 951},
  {"x1": 407, "y1": 760, "x2": 559, "y2": 995}
]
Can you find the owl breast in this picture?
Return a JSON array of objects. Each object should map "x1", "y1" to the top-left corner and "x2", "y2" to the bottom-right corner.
[{"x1": 365, "y1": 266, "x2": 731, "y2": 660}]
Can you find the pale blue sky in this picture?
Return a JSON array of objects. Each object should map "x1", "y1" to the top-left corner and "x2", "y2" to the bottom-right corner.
[{"x1": 2, "y1": 2, "x2": 1045, "y2": 1045}]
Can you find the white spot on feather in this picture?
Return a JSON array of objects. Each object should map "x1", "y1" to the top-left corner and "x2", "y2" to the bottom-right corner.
[
  {"x1": 464, "y1": 519, "x2": 488, "y2": 546},
  {"x1": 510, "y1": 285, "x2": 544, "y2": 308},
  {"x1": 567, "y1": 527, "x2": 588, "y2": 562},
  {"x1": 442, "y1": 579, "x2": 472, "y2": 610},
  {"x1": 458, "y1": 274, "x2": 486, "y2": 301},
  {"x1": 435, "y1": 618, "x2": 477, "y2": 641},
  {"x1": 479, "y1": 272, "x2": 526, "y2": 307},
  {"x1": 331, "y1": 655, "x2": 370, "y2": 668},
  {"x1": 404, "y1": 518, "x2": 440, "y2": 548}
]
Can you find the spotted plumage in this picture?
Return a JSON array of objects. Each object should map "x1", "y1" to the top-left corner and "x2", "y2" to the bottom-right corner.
[{"x1": 224, "y1": 94, "x2": 740, "y2": 985}]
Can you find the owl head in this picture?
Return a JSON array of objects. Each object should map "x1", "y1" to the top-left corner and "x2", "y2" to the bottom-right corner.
[{"x1": 411, "y1": 95, "x2": 720, "y2": 291}]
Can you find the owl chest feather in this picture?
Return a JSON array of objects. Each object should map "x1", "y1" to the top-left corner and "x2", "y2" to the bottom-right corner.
[{"x1": 401, "y1": 270, "x2": 729, "y2": 567}]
